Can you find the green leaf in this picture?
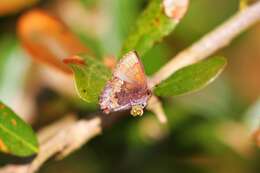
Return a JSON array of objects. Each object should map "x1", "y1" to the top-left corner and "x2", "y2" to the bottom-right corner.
[
  {"x1": 0, "y1": 34, "x2": 17, "y2": 85},
  {"x1": 0, "y1": 101, "x2": 38, "y2": 157},
  {"x1": 154, "y1": 57, "x2": 227, "y2": 97},
  {"x1": 120, "y1": 0, "x2": 179, "y2": 57},
  {"x1": 69, "y1": 54, "x2": 112, "y2": 103}
]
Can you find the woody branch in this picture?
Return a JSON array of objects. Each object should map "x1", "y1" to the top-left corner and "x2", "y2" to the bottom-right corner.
[
  {"x1": 150, "y1": 0, "x2": 260, "y2": 88},
  {"x1": 1, "y1": 1, "x2": 260, "y2": 173}
]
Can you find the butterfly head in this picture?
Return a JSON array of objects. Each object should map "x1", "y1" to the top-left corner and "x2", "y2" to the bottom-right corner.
[{"x1": 130, "y1": 104, "x2": 144, "y2": 116}]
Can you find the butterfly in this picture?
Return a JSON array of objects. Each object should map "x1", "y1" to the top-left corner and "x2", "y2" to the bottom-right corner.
[{"x1": 99, "y1": 51, "x2": 152, "y2": 116}]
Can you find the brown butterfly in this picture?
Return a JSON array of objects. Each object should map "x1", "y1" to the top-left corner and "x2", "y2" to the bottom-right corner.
[{"x1": 99, "y1": 51, "x2": 152, "y2": 116}]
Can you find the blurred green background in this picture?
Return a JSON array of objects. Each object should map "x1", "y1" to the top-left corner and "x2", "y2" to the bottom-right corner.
[{"x1": 0, "y1": 0, "x2": 259, "y2": 173}]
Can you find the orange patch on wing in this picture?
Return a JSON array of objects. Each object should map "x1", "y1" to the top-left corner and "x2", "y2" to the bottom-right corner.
[
  {"x1": 132, "y1": 63, "x2": 146, "y2": 85},
  {"x1": 135, "y1": 73, "x2": 143, "y2": 83}
]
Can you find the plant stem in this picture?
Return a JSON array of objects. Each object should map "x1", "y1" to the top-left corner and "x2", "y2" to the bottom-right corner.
[{"x1": 150, "y1": 1, "x2": 260, "y2": 88}]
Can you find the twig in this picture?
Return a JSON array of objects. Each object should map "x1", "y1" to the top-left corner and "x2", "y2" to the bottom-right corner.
[
  {"x1": 147, "y1": 96, "x2": 167, "y2": 123},
  {"x1": 29, "y1": 117, "x2": 102, "y2": 173},
  {"x1": 37, "y1": 114, "x2": 77, "y2": 144},
  {"x1": 1, "y1": 1, "x2": 260, "y2": 173},
  {"x1": 150, "y1": 1, "x2": 260, "y2": 87},
  {"x1": 0, "y1": 116, "x2": 102, "y2": 173}
]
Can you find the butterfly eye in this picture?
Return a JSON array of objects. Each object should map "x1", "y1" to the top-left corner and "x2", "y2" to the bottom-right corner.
[{"x1": 147, "y1": 90, "x2": 152, "y2": 96}]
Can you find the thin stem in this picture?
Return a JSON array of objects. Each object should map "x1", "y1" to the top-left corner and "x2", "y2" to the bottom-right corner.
[{"x1": 150, "y1": 1, "x2": 260, "y2": 88}]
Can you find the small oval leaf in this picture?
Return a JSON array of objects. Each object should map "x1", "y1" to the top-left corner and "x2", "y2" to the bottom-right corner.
[
  {"x1": 154, "y1": 57, "x2": 227, "y2": 97},
  {"x1": 0, "y1": 101, "x2": 38, "y2": 157},
  {"x1": 67, "y1": 54, "x2": 112, "y2": 103},
  {"x1": 121, "y1": 0, "x2": 188, "y2": 57}
]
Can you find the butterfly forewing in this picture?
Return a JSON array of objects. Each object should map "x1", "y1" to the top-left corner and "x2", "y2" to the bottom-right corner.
[{"x1": 114, "y1": 51, "x2": 147, "y2": 87}]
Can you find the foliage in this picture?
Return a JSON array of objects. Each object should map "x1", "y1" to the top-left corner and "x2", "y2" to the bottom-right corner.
[
  {"x1": 68, "y1": 54, "x2": 112, "y2": 103},
  {"x1": 0, "y1": 101, "x2": 38, "y2": 157},
  {"x1": 120, "y1": 0, "x2": 179, "y2": 57},
  {"x1": 154, "y1": 57, "x2": 227, "y2": 97},
  {"x1": 0, "y1": 0, "x2": 259, "y2": 173}
]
